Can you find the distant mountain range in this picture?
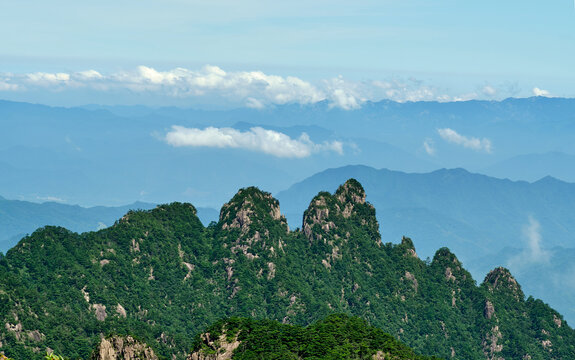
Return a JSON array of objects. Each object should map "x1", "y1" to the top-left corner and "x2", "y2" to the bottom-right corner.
[
  {"x1": 3, "y1": 97, "x2": 575, "y2": 210},
  {"x1": 276, "y1": 165, "x2": 575, "y2": 324},
  {"x1": 482, "y1": 151, "x2": 575, "y2": 182}
]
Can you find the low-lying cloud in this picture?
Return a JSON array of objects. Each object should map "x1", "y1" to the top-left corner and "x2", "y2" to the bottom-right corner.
[
  {"x1": 437, "y1": 128, "x2": 492, "y2": 153},
  {"x1": 35, "y1": 195, "x2": 66, "y2": 203},
  {"x1": 507, "y1": 216, "x2": 552, "y2": 271},
  {"x1": 423, "y1": 138, "x2": 436, "y2": 156},
  {"x1": 164, "y1": 125, "x2": 343, "y2": 158},
  {"x1": 0, "y1": 65, "x2": 510, "y2": 109},
  {"x1": 533, "y1": 87, "x2": 551, "y2": 97}
]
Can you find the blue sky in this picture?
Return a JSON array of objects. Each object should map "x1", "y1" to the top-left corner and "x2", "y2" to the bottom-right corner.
[{"x1": 1, "y1": 0, "x2": 574, "y2": 106}]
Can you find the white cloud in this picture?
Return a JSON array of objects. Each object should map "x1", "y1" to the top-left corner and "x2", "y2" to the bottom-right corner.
[
  {"x1": 245, "y1": 97, "x2": 265, "y2": 109},
  {"x1": 0, "y1": 66, "x2": 453, "y2": 107},
  {"x1": 371, "y1": 78, "x2": 456, "y2": 103},
  {"x1": 0, "y1": 65, "x2": 559, "y2": 108},
  {"x1": 105, "y1": 65, "x2": 328, "y2": 106},
  {"x1": 36, "y1": 195, "x2": 66, "y2": 203},
  {"x1": 437, "y1": 128, "x2": 492, "y2": 153},
  {"x1": 0, "y1": 81, "x2": 19, "y2": 91},
  {"x1": 27, "y1": 72, "x2": 70, "y2": 85},
  {"x1": 533, "y1": 87, "x2": 550, "y2": 97},
  {"x1": 482, "y1": 85, "x2": 496, "y2": 96},
  {"x1": 164, "y1": 125, "x2": 343, "y2": 158},
  {"x1": 507, "y1": 216, "x2": 552, "y2": 271},
  {"x1": 75, "y1": 70, "x2": 103, "y2": 80},
  {"x1": 323, "y1": 76, "x2": 363, "y2": 110},
  {"x1": 423, "y1": 138, "x2": 436, "y2": 156}
]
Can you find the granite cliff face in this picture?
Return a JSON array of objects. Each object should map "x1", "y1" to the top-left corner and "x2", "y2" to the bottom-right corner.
[
  {"x1": 0, "y1": 179, "x2": 574, "y2": 360},
  {"x1": 90, "y1": 336, "x2": 158, "y2": 360}
]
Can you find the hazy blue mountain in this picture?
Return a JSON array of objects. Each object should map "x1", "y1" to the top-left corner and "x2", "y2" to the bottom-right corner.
[
  {"x1": 276, "y1": 165, "x2": 575, "y2": 323},
  {"x1": 195, "y1": 206, "x2": 219, "y2": 226},
  {"x1": 0, "y1": 196, "x2": 220, "y2": 253},
  {"x1": 4, "y1": 97, "x2": 575, "y2": 210},
  {"x1": 483, "y1": 151, "x2": 575, "y2": 182},
  {"x1": 0, "y1": 100, "x2": 436, "y2": 208}
]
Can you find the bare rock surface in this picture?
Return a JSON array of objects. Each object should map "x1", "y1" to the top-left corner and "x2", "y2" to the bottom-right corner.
[{"x1": 91, "y1": 335, "x2": 158, "y2": 360}]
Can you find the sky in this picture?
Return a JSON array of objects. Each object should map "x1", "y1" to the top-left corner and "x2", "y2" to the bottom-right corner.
[{"x1": 1, "y1": 0, "x2": 575, "y2": 107}]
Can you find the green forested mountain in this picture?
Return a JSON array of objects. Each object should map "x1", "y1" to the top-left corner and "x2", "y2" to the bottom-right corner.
[
  {"x1": 0, "y1": 180, "x2": 573, "y2": 359},
  {"x1": 0, "y1": 199, "x2": 156, "y2": 254},
  {"x1": 0, "y1": 197, "x2": 219, "y2": 254},
  {"x1": 189, "y1": 314, "x2": 440, "y2": 360}
]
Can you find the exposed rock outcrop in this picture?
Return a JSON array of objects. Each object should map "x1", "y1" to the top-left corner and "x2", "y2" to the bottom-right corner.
[
  {"x1": 482, "y1": 325, "x2": 504, "y2": 360},
  {"x1": 187, "y1": 332, "x2": 241, "y2": 360},
  {"x1": 219, "y1": 187, "x2": 289, "y2": 260},
  {"x1": 400, "y1": 237, "x2": 418, "y2": 258},
  {"x1": 402, "y1": 271, "x2": 418, "y2": 293},
  {"x1": 91, "y1": 304, "x2": 107, "y2": 321},
  {"x1": 302, "y1": 179, "x2": 380, "y2": 243},
  {"x1": 90, "y1": 335, "x2": 158, "y2": 360},
  {"x1": 220, "y1": 187, "x2": 287, "y2": 232},
  {"x1": 483, "y1": 267, "x2": 524, "y2": 301},
  {"x1": 484, "y1": 300, "x2": 495, "y2": 320},
  {"x1": 432, "y1": 247, "x2": 470, "y2": 286}
]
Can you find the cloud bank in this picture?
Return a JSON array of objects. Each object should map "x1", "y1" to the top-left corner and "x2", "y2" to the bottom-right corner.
[
  {"x1": 164, "y1": 126, "x2": 343, "y2": 158},
  {"x1": 437, "y1": 128, "x2": 492, "y2": 153},
  {"x1": 0, "y1": 65, "x2": 510, "y2": 109}
]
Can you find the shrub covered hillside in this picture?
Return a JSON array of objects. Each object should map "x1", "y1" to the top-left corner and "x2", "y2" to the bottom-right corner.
[
  {"x1": 190, "y1": 314, "x2": 442, "y2": 360},
  {"x1": 0, "y1": 179, "x2": 574, "y2": 359}
]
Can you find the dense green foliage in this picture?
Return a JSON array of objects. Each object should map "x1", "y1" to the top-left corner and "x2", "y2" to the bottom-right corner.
[
  {"x1": 191, "y1": 314, "x2": 441, "y2": 359},
  {"x1": 0, "y1": 180, "x2": 574, "y2": 359}
]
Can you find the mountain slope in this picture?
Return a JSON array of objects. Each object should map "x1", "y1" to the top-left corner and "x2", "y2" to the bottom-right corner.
[
  {"x1": 0, "y1": 197, "x2": 219, "y2": 253},
  {"x1": 276, "y1": 165, "x2": 575, "y2": 324},
  {"x1": 0, "y1": 180, "x2": 573, "y2": 359},
  {"x1": 189, "y1": 314, "x2": 440, "y2": 360}
]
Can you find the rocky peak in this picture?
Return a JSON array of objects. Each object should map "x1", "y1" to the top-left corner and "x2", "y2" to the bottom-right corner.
[
  {"x1": 90, "y1": 335, "x2": 158, "y2": 360},
  {"x1": 219, "y1": 187, "x2": 287, "y2": 232},
  {"x1": 302, "y1": 179, "x2": 379, "y2": 243},
  {"x1": 302, "y1": 192, "x2": 334, "y2": 241},
  {"x1": 483, "y1": 267, "x2": 524, "y2": 300},
  {"x1": 335, "y1": 178, "x2": 366, "y2": 205},
  {"x1": 400, "y1": 237, "x2": 418, "y2": 258},
  {"x1": 432, "y1": 247, "x2": 460, "y2": 266},
  {"x1": 218, "y1": 187, "x2": 288, "y2": 261},
  {"x1": 432, "y1": 248, "x2": 470, "y2": 284}
]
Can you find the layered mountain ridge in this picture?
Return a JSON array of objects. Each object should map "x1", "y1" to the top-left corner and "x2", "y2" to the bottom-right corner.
[
  {"x1": 276, "y1": 165, "x2": 575, "y2": 324},
  {"x1": 0, "y1": 180, "x2": 573, "y2": 359}
]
